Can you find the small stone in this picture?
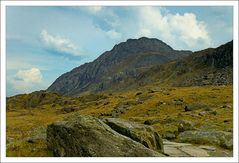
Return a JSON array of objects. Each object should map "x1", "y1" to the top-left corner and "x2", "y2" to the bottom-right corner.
[
  {"x1": 198, "y1": 111, "x2": 206, "y2": 116},
  {"x1": 144, "y1": 119, "x2": 161, "y2": 125},
  {"x1": 223, "y1": 119, "x2": 230, "y2": 123},
  {"x1": 27, "y1": 138, "x2": 35, "y2": 143},
  {"x1": 224, "y1": 128, "x2": 233, "y2": 133},
  {"x1": 104, "y1": 101, "x2": 110, "y2": 105},
  {"x1": 178, "y1": 120, "x2": 195, "y2": 132},
  {"x1": 135, "y1": 92, "x2": 142, "y2": 96},
  {"x1": 209, "y1": 110, "x2": 217, "y2": 115},
  {"x1": 164, "y1": 132, "x2": 176, "y2": 140},
  {"x1": 199, "y1": 145, "x2": 216, "y2": 151},
  {"x1": 184, "y1": 103, "x2": 210, "y2": 112},
  {"x1": 222, "y1": 105, "x2": 232, "y2": 109},
  {"x1": 148, "y1": 89, "x2": 155, "y2": 93}
]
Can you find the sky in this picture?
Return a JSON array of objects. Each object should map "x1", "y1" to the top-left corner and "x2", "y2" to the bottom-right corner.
[{"x1": 6, "y1": 6, "x2": 233, "y2": 96}]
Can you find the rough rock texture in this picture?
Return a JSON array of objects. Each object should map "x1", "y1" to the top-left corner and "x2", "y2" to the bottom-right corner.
[
  {"x1": 103, "y1": 118, "x2": 164, "y2": 153},
  {"x1": 163, "y1": 140, "x2": 209, "y2": 157},
  {"x1": 178, "y1": 130, "x2": 233, "y2": 149},
  {"x1": 184, "y1": 103, "x2": 210, "y2": 112},
  {"x1": 134, "y1": 40, "x2": 233, "y2": 87},
  {"x1": 26, "y1": 127, "x2": 46, "y2": 143},
  {"x1": 144, "y1": 119, "x2": 161, "y2": 125},
  {"x1": 163, "y1": 132, "x2": 176, "y2": 140},
  {"x1": 177, "y1": 120, "x2": 196, "y2": 132},
  {"x1": 47, "y1": 115, "x2": 165, "y2": 157},
  {"x1": 47, "y1": 37, "x2": 191, "y2": 96}
]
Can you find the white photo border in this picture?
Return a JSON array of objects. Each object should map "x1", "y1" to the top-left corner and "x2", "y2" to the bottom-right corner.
[{"x1": 1, "y1": 1, "x2": 238, "y2": 162}]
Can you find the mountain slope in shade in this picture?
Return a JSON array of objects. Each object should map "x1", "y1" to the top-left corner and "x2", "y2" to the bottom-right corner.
[
  {"x1": 137, "y1": 40, "x2": 233, "y2": 87},
  {"x1": 47, "y1": 37, "x2": 192, "y2": 96}
]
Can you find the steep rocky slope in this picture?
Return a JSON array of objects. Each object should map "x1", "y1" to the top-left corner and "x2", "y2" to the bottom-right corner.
[
  {"x1": 133, "y1": 40, "x2": 233, "y2": 87},
  {"x1": 47, "y1": 37, "x2": 191, "y2": 96},
  {"x1": 48, "y1": 38, "x2": 232, "y2": 96}
]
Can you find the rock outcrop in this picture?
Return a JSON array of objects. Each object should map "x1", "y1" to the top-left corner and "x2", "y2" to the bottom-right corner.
[
  {"x1": 133, "y1": 41, "x2": 233, "y2": 87},
  {"x1": 103, "y1": 118, "x2": 164, "y2": 153},
  {"x1": 184, "y1": 103, "x2": 210, "y2": 112},
  {"x1": 178, "y1": 130, "x2": 233, "y2": 149},
  {"x1": 163, "y1": 140, "x2": 210, "y2": 157},
  {"x1": 47, "y1": 115, "x2": 165, "y2": 157},
  {"x1": 177, "y1": 120, "x2": 196, "y2": 132}
]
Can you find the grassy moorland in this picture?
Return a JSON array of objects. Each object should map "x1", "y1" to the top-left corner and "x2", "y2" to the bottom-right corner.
[{"x1": 6, "y1": 84, "x2": 232, "y2": 156}]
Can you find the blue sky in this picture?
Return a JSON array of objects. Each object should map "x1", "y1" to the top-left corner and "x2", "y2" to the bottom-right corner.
[{"x1": 6, "y1": 6, "x2": 233, "y2": 96}]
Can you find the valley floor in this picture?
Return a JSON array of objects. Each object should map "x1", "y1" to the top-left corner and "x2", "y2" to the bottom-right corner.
[{"x1": 6, "y1": 85, "x2": 233, "y2": 157}]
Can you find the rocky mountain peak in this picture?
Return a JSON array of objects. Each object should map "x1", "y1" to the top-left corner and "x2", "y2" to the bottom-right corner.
[
  {"x1": 47, "y1": 37, "x2": 193, "y2": 96},
  {"x1": 111, "y1": 37, "x2": 174, "y2": 56}
]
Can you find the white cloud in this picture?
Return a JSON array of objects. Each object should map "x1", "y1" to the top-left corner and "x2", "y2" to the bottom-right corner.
[
  {"x1": 40, "y1": 30, "x2": 81, "y2": 56},
  {"x1": 106, "y1": 30, "x2": 122, "y2": 39},
  {"x1": 137, "y1": 7, "x2": 174, "y2": 42},
  {"x1": 136, "y1": 7, "x2": 211, "y2": 50},
  {"x1": 10, "y1": 68, "x2": 43, "y2": 93},
  {"x1": 168, "y1": 13, "x2": 210, "y2": 48},
  {"x1": 16, "y1": 68, "x2": 42, "y2": 83}
]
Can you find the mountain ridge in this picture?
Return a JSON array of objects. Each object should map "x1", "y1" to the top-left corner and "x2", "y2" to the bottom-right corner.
[
  {"x1": 136, "y1": 40, "x2": 233, "y2": 87},
  {"x1": 47, "y1": 37, "x2": 192, "y2": 96},
  {"x1": 47, "y1": 38, "x2": 232, "y2": 96}
]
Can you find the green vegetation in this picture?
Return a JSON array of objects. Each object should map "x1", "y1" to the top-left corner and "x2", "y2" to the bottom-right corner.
[{"x1": 6, "y1": 84, "x2": 233, "y2": 156}]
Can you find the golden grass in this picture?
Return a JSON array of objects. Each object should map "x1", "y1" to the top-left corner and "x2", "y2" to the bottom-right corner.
[{"x1": 6, "y1": 85, "x2": 233, "y2": 156}]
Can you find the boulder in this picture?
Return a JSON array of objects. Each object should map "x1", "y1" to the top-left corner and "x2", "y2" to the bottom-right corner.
[
  {"x1": 111, "y1": 100, "x2": 139, "y2": 117},
  {"x1": 26, "y1": 127, "x2": 46, "y2": 143},
  {"x1": 178, "y1": 130, "x2": 233, "y2": 149},
  {"x1": 136, "y1": 95, "x2": 153, "y2": 103},
  {"x1": 47, "y1": 115, "x2": 164, "y2": 157},
  {"x1": 144, "y1": 119, "x2": 161, "y2": 125},
  {"x1": 135, "y1": 92, "x2": 142, "y2": 96},
  {"x1": 163, "y1": 132, "x2": 176, "y2": 140},
  {"x1": 198, "y1": 145, "x2": 216, "y2": 151},
  {"x1": 173, "y1": 98, "x2": 184, "y2": 105},
  {"x1": 178, "y1": 146, "x2": 210, "y2": 157},
  {"x1": 184, "y1": 103, "x2": 210, "y2": 112},
  {"x1": 163, "y1": 140, "x2": 209, "y2": 157},
  {"x1": 208, "y1": 110, "x2": 217, "y2": 115},
  {"x1": 60, "y1": 107, "x2": 77, "y2": 114},
  {"x1": 177, "y1": 120, "x2": 195, "y2": 132},
  {"x1": 103, "y1": 118, "x2": 164, "y2": 153}
]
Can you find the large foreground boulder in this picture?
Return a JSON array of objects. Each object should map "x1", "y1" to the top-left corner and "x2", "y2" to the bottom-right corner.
[
  {"x1": 178, "y1": 130, "x2": 233, "y2": 149},
  {"x1": 103, "y1": 118, "x2": 164, "y2": 153},
  {"x1": 47, "y1": 115, "x2": 164, "y2": 157}
]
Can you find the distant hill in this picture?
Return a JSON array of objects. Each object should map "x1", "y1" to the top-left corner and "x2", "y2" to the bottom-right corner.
[
  {"x1": 47, "y1": 37, "x2": 192, "y2": 96},
  {"x1": 137, "y1": 40, "x2": 233, "y2": 87},
  {"x1": 47, "y1": 38, "x2": 232, "y2": 96}
]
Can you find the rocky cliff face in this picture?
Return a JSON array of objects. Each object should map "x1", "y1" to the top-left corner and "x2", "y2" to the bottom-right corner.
[
  {"x1": 47, "y1": 37, "x2": 192, "y2": 96},
  {"x1": 47, "y1": 38, "x2": 232, "y2": 96},
  {"x1": 136, "y1": 40, "x2": 233, "y2": 87}
]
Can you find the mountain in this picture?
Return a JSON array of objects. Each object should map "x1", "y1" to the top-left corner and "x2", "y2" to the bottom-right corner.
[
  {"x1": 136, "y1": 40, "x2": 233, "y2": 87},
  {"x1": 47, "y1": 37, "x2": 192, "y2": 96},
  {"x1": 7, "y1": 38, "x2": 233, "y2": 157}
]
